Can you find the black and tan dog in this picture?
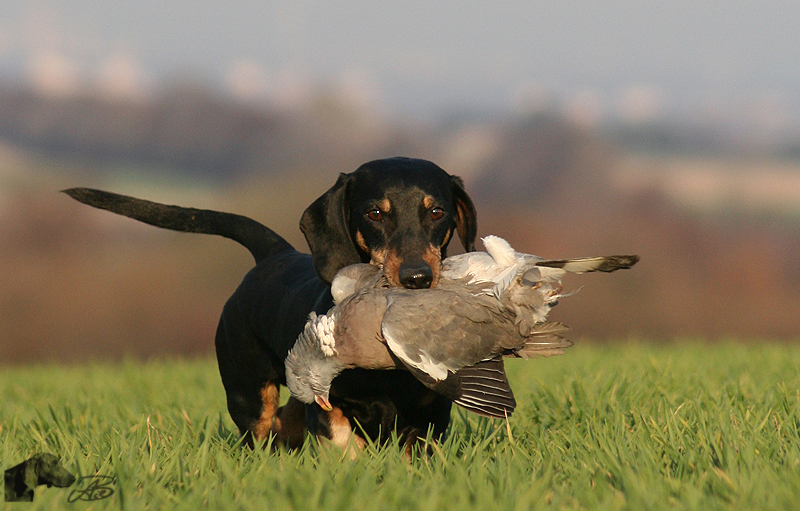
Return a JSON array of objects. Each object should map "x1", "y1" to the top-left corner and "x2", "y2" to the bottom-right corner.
[
  {"x1": 4, "y1": 453, "x2": 75, "y2": 502},
  {"x1": 65, "y1": 157, "x2": 477, "y2": 452}
]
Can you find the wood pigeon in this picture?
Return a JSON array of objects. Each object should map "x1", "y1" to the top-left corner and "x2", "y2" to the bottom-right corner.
[{"x1": 286, "y1": 235, "x2": 638, "y2": 418}]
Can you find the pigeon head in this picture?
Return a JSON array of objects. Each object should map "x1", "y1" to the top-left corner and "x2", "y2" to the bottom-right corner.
[{"x1": 285, "y1": 312, "x2": 346, "y2": 411}]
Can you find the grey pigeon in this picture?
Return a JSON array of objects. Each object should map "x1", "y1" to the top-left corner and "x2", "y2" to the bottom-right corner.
[{"x1": 286, "y1": 235, "x2": 638, "y2": 418}]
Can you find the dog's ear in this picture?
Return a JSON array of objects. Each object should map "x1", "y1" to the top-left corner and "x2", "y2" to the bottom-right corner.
[
  {"x1": 300, "y1": 173, "x2": 361, "y2": 283},
  {"x1": 23, "y1": 457, "x2": 40, "y2": 490},
  {"x1": 450, "y1": 176, "x2": 477, "y2": 252}
]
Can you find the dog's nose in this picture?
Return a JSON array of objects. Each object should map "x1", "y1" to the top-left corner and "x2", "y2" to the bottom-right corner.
[{"x1": 399, "y1": 264, "x2": 433, "y2": 289}]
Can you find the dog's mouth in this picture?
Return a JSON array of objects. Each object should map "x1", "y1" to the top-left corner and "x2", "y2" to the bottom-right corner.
[{"x1": 373, "y1": 246, "x2": 442, "y2": 289}]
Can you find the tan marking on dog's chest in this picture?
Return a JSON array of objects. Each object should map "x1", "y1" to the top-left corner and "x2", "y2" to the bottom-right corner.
[{"x1": 321, "y1": 408, "x2": 365, "y2": 459}]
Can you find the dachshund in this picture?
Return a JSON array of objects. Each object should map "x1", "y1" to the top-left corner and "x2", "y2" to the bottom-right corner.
[
  {"x1": 4, "y1": 453, "x2": 75, "y2": 502},
  {"x1": 64, "y1": 157, "x2": 477, "y2": 452}
]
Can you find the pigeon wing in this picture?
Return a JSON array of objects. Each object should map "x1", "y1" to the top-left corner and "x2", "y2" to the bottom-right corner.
[
  {"x1": 380, "y1": 289, "x2": 512, "y2": 381},
  {"x1": 401, "y1": 364, "x2": 462, "y2": 401},
  {"x1": 404, "y1": 359, "x2": 517, "y2": 419},
  {"x1": 453, "y1": 359, "x2": 517, "y2": 418}
]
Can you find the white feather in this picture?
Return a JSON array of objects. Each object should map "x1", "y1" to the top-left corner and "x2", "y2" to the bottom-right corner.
[
  {"x1": 477, "y1": 236, "x2": 522, "y2": 295},
  {"x1": 440, "y1": 236, "x2": 524, "y2": 296},
  {"x1": 482, "y1": 235, "x2": 516, "y2": 268},
  {"x1": 308, "y1": 311, "x2": 337, "y2": 356},
  {"x1": 382, "y1": 328, "x2": 450, "y2": 381},
  {"x1": 331, "y1": 274, "x2": 357, "y2": 304}
]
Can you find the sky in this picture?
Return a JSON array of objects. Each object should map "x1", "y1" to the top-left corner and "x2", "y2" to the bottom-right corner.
[{"x1": 1, "y1": 1, "x2": 799, "y2": 128}]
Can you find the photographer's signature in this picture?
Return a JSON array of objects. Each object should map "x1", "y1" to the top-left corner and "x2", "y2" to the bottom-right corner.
[{"x1": 67, "y1": 475, "x2": 115, "y2": 502}]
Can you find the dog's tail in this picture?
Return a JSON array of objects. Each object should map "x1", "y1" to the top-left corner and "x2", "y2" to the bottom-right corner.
[{"x1": 63, "y1": 188, "x2": 293, "y2": 264}]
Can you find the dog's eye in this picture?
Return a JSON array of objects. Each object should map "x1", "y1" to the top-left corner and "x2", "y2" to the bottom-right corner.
[
  {"x1": 430, "y1": 207, "x2": 444, "y2": 220},
  {"x1": 367, "y1": 210, "x2": 383, "y2": 222}
]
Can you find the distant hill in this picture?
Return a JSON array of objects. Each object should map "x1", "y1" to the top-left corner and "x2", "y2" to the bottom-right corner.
[
  {"x1": 2, "y1": 86, "x2": 800, "y2": 363},
  {"x1": 0, "y1": 83, "x2": 430, "y2": 180}
]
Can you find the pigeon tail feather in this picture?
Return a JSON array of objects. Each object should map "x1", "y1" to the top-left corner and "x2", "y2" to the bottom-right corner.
[
  {"x1": 536, "y1": 255, "x2": 639, "y2": 274},
  {"x1": 510, "y1": 322, "x2": 573, "y2": 359}
]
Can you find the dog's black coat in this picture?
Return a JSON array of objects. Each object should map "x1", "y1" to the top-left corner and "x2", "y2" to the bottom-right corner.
[
  {"x1": 4, "y1": 453, "x2": 75, "y2": 502},
  {"x1": 65, "y1": 157, "x2": 477, "y2": 448}
]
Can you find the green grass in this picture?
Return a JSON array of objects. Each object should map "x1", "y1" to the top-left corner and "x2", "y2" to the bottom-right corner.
[{"x1": 3, "y1": 341, "x2": 800, "y2": 510}]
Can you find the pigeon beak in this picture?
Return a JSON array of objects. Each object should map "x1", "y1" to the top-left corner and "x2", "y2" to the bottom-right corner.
[{"x1": 314, "y1": 394, "x2": 333, "y2": 412}]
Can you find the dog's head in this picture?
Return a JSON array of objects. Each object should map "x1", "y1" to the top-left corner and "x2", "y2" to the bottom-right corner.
[
  {"x1": 30, "y1": 454, "x2": 75, "y2": 489},
  {"x1": 4, "y1": 453, "x2": 75, "y2": 502},
  {"x1": 300, "y1": 157, "x2": 477, "y2": 288}
]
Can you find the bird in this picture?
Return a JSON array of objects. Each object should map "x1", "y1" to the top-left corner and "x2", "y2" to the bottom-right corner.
[{"x1": 285, "y1": 235, "x2": 639, "y2": 418}]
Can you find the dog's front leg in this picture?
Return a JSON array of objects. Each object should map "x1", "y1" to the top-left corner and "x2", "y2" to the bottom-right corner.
[{"x1": 270, "y1": 397, "x2": 306, "y2": 450}]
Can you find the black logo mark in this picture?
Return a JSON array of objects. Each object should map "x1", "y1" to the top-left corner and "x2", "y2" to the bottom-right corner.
[{"x1": 67, "y1": 475, "x2": 115, "y2": 502}]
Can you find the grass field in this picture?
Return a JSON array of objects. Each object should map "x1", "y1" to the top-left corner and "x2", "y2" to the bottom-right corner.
[{"x1": 3, "y1": 341, "x2": 800, "y2": 510}]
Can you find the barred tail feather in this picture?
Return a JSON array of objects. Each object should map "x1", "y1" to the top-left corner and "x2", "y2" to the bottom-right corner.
[
  {"x1": 536, "y1": 255, "x2": 639, "y2": 274},
  {"x1": 510, "y1": 322, "x2": 573, "y2": 359}
]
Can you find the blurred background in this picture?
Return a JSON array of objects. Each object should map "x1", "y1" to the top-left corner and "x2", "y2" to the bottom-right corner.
[{"x1": 2, "y1": 1, "x2": 800, "y2": 363}]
